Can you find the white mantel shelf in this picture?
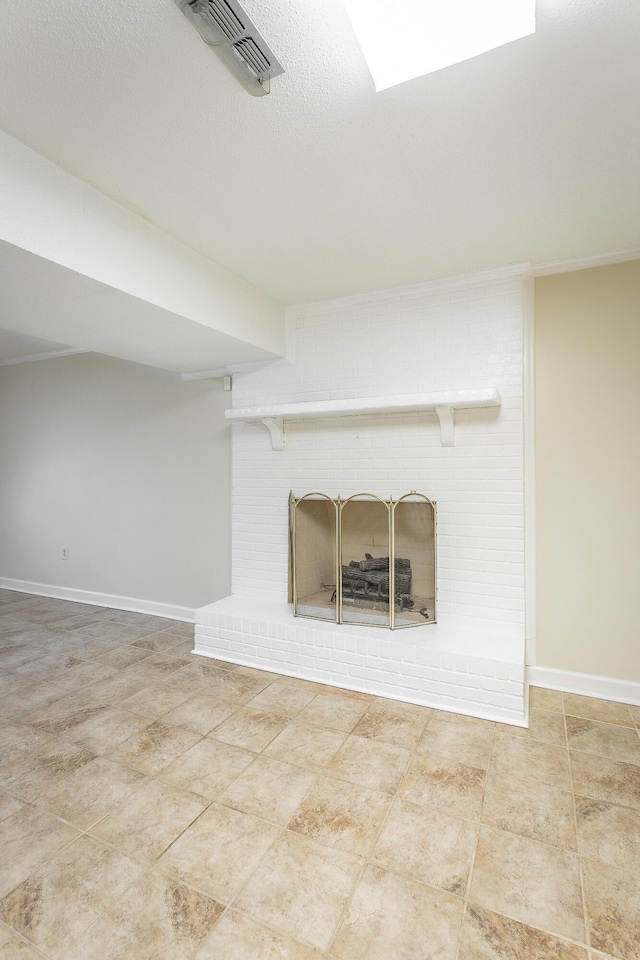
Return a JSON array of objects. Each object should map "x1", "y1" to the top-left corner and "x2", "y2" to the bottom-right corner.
[{"x1": 225, "y1": 388, "x2": 501, "y2": 449}]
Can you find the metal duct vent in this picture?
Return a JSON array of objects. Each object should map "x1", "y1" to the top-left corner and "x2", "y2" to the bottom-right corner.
[{"x1": 175, "y1": 0, "x2": 284, "y2": 96}]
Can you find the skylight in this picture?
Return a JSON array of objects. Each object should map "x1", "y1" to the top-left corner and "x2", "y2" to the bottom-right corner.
[{"x1": 342, "y1": 0, "x2": 536, "y2": 91}]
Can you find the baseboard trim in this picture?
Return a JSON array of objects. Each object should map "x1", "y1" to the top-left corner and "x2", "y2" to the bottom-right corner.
[
  {"x1": 0, "y1": 577, "x2": 195, "y2": 623},
  {"x1": 528, "y1": 665, "x2": 640, "y2": 706}
]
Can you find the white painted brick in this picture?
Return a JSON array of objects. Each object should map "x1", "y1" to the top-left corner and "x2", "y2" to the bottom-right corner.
[{"x1": 214, "y1": 272, "x2": 528, "y2": 724}]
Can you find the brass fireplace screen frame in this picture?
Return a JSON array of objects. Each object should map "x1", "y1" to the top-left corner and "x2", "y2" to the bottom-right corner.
[{"x1": 288, "y1": 491, "x2": 436, "y2": 630}]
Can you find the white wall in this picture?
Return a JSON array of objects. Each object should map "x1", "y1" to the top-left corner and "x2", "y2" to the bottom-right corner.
[
  {"x1": 535, "y1": 260, "x2": 640, "y2": 683},
  {"x1": 0, "y1": 130, "x2": 285, "y2": 356},
  {"x1": 0, "y1": 352, "x2": 230, "y2": 611}
]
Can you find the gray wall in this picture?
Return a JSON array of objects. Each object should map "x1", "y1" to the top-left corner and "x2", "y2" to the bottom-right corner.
[{"x1": 0, "y1": 352, "x2": 230, "y2": 610}]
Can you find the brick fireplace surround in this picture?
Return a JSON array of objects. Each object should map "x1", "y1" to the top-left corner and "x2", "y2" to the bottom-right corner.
[{"x1": 195, "y1": 266, "x2": 531, "y2": 726}]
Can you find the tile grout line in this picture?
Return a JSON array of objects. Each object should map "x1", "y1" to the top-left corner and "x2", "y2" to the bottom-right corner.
[
  {"x1": 2, "y1": 613, "x2": 635, "y2": 958},
  {"x1": 565, "y1": 705, "x2": 593, "y2": 955},
  {"x1": 323, "y1": 706, "x2": 455, "y2": 958},
  {"x1": 452, "y1": 711, "x2": 499, "y2": 960}
]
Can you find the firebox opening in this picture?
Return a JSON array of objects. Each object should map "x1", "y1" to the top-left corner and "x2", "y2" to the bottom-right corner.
[{"x1": 289, "y1": 492, "x2": 436, "y2": 629}]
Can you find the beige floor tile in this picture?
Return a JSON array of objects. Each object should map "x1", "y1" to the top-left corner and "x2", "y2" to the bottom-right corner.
[
  {"x1": 105, "y1": 612, "x2": 184, "y2": 630},
  {"x1": 582, "y1": 857, "x2": 640, "y2": 960},
  {"x1": 72, "y1": 637, "x2": 127, "y2": 659},
  {"x1": 297, "y1": 690, "x2": 371, "y2": 732},
  {"x1": 507, "y1": 707, "x2": 567, "y2": 746},
  {"x1": 165, "y1": 659, "x2": 230, "y2": 690},
  {"x1": 630, "y1": 704, "x2": 640, "y2": 726},
  {"x1": 235, "y1": 831, "x2": 362, "y2": 951},
  {"x1": 458, "y1": 904, "x2": 588, "y2": 959},
  {"x1": 49, "y1": 660, "x2": 118, "y2": 691},
  {"x1": 0, "y1": 835, "x2": 142, "y2": 957},
  {"x1": 563, "y1": 693, "x2": 635, "y2": 728},
  {"x1": 131, "y1": 633, "x2": 187, "y2": 653},
  {"x1": 117, "y1": 682, "x2": 190, "y2": 719},
  {"x1": 161, "y1": 693, "x2": 236, "y2": 734},
  {"x1": 431, "y1": 711, "x2": 496, "y2": 734},
  {"x1": 0, "y1": 739, "x2": 95, "y2": 801},
  {"x1": 209, "y1": 706, "x2": 290, "y2": 752},
  {"x1": 66, "y1": 621, "x2": 156, "y2": 643},
  {"x1": 247, "y1": 679, "x2": 319, "y2": 718},
  {"x1": 63, "y1": 706, "x2": 152, "y2": 754},
  {"x1": 0, "y1": 724, "x2": 53, "y2": 766},
  {"x1": 351, "y1": 697, "x2": 430, "y2": 749},
  {"x1": 0, "y1": 674, "x2": 37, "y2": 703},
  {"x1": 490, "y1": 733, "x2": 572, "y2": 789},
  {"x1": 398, "y1": 755, "x2": 486, "y2": 819},
  {"x1": 15, "y1": 652, "x2": 87, "y2": 682},
  {"x1": 0, "y1": 792, "x2": 24, "y2": 823},
  {"x1": 24, "y1": 691, "x2": 104, "y2": 738},
  {"x1": 565, "y1": 716, "x2": 640, "y2": 765},
  {"x1": 0, "y1": 681, "x2": 67, "y2": 721},
  {"x1": 327, "y1": 734, "x2": 410, "y2": 794},
  {"x1": 416, "y1": 716, "x2": 494, "y2": 768},
  {"x1": 529, "y1": 686, "x2": 564, "y2": 712},
  {"x1": 91, "y1": 778, "x2": 208, "y2": 861},
  {"x1": 93, "y1": 644, "x2": 153, "y2": 669},
  {"x1": 106, "y1": 720, "x2": 201, "y2": 775},
  {"x1": 0, "y1": 923, "x2": 45, "y2": 959},
  {"x1": 185, "y1": 667, "x2": 271, "y2": 702},
  {"x1": 575, "y1": 795, "x2": 640, "y2": 868},
  {"x1": 78, "y1": 670, "x2": 151, "y2": 706},
  {"x1": 470, "y1": 826, "x2": 585, "y2": 942},
  {"x1": 159, "y1": 802, "x2": 280, "y2": 903},
  {"x1": 0, "y1": 806, "x2": 79, "y2": 898},
  {"x1": 166, "y1": 638, "x2": 196, "y2": 656},
  {"x1": 64, "y1": 869, "x2": 223, "y2": 960},
  {"x1": 570, "y1": 750, "x2": 640, "y2": 810},
  {"x1": 219, "y1": 756, "x2": 317, "y2": 825},
  {"x1": 234, "y1": 665, "x2": 290, "y2": 682},
  {"x1": 372, "y1": 797, "x2": 476, "y2": 895},
  {"x1": 482, "y1": 772, "x2": 577, "y2": 850},
  {"x1": 0, "y1": 647, "x2": 43, "y2": 673},
  {"x1": 288, "y1": 775, "x2": 391, "y2": 856},
  {"x1": 330, "y1": 863, "x2": 464, "y2": 960},
  {"x1": 124, "y1": 652, "x2": 190, "y2": 681},
  {"x1": 160, "y1": 738, "x2": 256, "y2": 798},
  {"x1": 194, "y1": 910, "x2": 323, "y2": 960},
  {"x1": 36, "y1": 757, "x2": 148, "y2": 829},
  {"x1": 264, "y1": 720, "x2": 347, "y2": 771},
  {"x1": 157, "y1": 621, "x2": 194, "y2": 639}
]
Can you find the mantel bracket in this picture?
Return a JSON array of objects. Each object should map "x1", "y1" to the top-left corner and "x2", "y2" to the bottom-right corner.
[
  {"x1": 435, "y1": 405, "x2": 455, "y2": 446},
  {"x1": 261, "y1": 417, "x2": 286, "y2": 450}
]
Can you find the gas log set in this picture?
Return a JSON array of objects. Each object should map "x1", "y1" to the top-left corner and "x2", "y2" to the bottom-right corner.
[{"x1": 331, "y1": 553, "x2": 424, "y2": 614}]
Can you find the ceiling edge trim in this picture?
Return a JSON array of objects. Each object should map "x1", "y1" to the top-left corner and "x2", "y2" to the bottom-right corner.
[
  {"x1": 532, "y1": 246, "x2": 640, "y2": 277},
  {"x1": 0, "y1": 348, "x2": 90, "y2": 368},
  {"x1": 289, "y1": 263, "x2": 530, "y2": 316}
]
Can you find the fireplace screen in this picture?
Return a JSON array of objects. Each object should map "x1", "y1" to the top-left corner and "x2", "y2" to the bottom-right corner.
[{"x1": 288, "y1": 492, "x2": 436, "y2": 629}]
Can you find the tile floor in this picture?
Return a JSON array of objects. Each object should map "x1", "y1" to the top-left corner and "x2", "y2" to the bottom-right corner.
[{"x1": 0, "y1": 590, "x2": 639, "y2": 959}]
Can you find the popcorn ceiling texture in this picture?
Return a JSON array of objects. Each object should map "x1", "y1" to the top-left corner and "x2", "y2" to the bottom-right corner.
[{"x1": 196, "y1": 270, "x2": 526, "y2": 723}]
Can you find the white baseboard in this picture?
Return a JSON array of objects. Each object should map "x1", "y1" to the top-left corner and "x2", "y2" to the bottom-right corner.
[
  {"x1": 0, "y1": 577, "x2": 195, "y2": 623},
  {"x1": 528, "y1": 665, "x2": 640, "y2": 706}
]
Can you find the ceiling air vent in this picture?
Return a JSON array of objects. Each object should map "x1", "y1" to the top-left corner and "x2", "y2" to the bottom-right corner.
[{"x1": 175, "y1": 0, "x2": 284, "y2": 96}]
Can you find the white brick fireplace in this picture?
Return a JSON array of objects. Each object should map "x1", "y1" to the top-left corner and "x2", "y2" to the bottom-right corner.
[{"x1": 195, "y1": 266, "x2": 532, "y2": 725}]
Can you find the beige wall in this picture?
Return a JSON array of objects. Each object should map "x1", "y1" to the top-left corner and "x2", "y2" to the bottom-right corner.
[{"x1": 535, "y1": 260, "x2": 640, "y2": 681}]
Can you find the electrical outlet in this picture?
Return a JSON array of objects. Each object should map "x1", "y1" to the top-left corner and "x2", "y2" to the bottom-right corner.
[{"x1": 62, "y1": 546, "x2": 68, "y2": 560}]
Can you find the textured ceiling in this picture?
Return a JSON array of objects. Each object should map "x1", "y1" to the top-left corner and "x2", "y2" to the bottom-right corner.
[{"x1": 0, "y1": 0, "x2": 638, "y2": 304}]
